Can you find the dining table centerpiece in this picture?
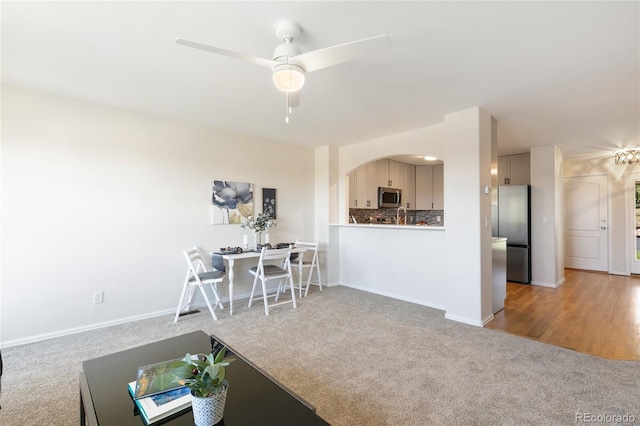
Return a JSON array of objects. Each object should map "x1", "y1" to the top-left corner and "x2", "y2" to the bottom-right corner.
[{"x1": 240, "y1": 213, "x2": 277, "y2": 249}]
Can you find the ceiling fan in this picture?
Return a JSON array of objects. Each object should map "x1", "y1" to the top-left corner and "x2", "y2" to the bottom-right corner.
[{"x1": 176, "y1": 20, "x2": 391, "y2": 123}]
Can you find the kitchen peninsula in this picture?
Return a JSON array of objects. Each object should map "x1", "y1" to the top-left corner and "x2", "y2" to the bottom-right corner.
[
  {"x1": 338, "y1": 155, "x2": 448, "y2": 311},
  {"x1": 330, "y1": 222, "x2": 446, "y2": 311}
]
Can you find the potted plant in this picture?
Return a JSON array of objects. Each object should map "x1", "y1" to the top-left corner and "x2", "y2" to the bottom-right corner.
[
  {"x1": 171, "y1": 349, "x2": 235, "y2": 426},
  {"x1": 240, "y1": 212, "x2": 277, "y2": 248}
]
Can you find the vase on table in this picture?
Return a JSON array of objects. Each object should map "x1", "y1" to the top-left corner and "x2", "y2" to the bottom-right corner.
[
  {"x1": 190, "y1": 381, "x2": 228, "y2": 426},
  {"x1": 253, "y1": 231, "x2": 262, "y2": 250}
]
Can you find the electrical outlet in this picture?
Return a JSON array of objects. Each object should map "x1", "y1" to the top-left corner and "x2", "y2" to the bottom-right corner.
[
  {"x1": 391, "y1": 272, "x2": 397, "y2": 280},
  {"x1": 93, "y1": 291, "x2": 104, "y2": 304}
]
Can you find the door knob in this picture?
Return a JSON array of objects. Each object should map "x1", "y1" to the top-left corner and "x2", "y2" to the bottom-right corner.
[{"x1": 601, "y1": 226, "x2": 607, "y2": 230}]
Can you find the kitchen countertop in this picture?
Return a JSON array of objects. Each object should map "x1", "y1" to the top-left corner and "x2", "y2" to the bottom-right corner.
[{"x1": 330, "y1": 223, "x2": 445, "y2": 230}]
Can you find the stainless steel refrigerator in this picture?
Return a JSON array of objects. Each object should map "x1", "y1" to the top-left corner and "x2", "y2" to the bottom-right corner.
[{"x1": 496, "y1": 185, "x2": 531, "y2": 283}]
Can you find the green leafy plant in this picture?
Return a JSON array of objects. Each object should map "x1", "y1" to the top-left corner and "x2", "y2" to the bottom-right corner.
[
  {"x1": 170, "y1": 349, "x2": 234, "y2": 397},
  {"x1": 240, "y1": 212, "x2": 277, "y2": 233}
]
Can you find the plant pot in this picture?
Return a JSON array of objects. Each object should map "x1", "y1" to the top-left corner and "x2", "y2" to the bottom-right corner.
[{"x1": 190, "y1": 381, "x2": 228, "y2": 426}]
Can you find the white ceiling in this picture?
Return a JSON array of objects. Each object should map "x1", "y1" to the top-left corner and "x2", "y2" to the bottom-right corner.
[{"x1": 2, "y1": 1, "x2": 638, "y2": 160}]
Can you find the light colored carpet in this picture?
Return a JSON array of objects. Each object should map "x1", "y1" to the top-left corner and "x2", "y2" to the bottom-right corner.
[{"x1": 0, "y1": 286, "x2": 638, "y2": 425}]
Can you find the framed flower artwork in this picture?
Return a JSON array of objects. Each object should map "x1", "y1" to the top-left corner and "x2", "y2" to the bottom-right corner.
[{"x1": 211, "y1": 181, "x2": 253, "y2": 224}]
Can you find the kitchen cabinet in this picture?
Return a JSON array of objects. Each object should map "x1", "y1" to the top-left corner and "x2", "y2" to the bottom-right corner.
[
  {"x1": 394, "y1": 162, "x2": 416, "y2": 210},
  {"x1": 377, "y1": 159, "x2": 401, "y2": 188},
  {"x1": 404, "y1": 165, "x2": 415, "y2": 210},
  {"x1": 396, "y1": 162, "x2": 407, "y2": 194},
  {"x1": 365, "y1": 162, "x2": 379, "y2": 207},
  {"x1": 416, "y1": 165, "x2": 444, "y2": 210},
  {"x1": 348, "y1": 170, "x2": 357, "y2": 208},
  {"x1": 380, "y1": 160, "x2": 416, "y2": 209},
  {"x1": 389, "y1": 160, "x2": 399, "y2": 187},
  {"x1": 348, "y1": 161, "x2": 378, "y2": 209},
  {"x1": 415, "y1": 166, "x2": 431, "y2": 209},
  {"x1": 377, "y1": 159, "x2": 390, "y2": 187},
  {"x1": 349, "y1": 159, "x2": 416, "y2": 210},
  {"x1": 498, "y1": 153, "x2": 530, "y2": 185},
  {"x1": 432, "y1": 164, "x2": 443, "y2": 210},
  {"x1": 356, "y1": 166, "x2": 368, "y2": 207}
]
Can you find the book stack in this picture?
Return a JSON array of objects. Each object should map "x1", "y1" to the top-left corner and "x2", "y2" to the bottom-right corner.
[{"x1": 128, "y1": 358, "x2": 192, "y2": 424}]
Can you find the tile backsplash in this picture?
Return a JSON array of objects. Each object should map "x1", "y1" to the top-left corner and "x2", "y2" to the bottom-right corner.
[{"x1": 349, "y1": 209, "x2": 444, "y2": 226}]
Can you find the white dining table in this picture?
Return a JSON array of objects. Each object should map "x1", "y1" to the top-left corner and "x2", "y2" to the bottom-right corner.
[{"x1": 211, "y1": 247, "x2": 306, "y2": 315}]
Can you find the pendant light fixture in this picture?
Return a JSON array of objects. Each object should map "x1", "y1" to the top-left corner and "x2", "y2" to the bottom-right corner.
[{"x1": 615, "y1": 150, "x2": 640, "y2": 165}]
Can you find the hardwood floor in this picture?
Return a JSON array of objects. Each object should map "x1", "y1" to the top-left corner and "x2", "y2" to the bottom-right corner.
[{"x1": 486, "y1": 268, "x2": 640, "y2": 360}]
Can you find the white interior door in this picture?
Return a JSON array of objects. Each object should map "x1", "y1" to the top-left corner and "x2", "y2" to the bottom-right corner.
[
  {"x1": 629, "y1": 173, "x2": 640, "y2": 274},
  {"x1": 564, "y1": 175, "x2": 608, "y2": 271}
]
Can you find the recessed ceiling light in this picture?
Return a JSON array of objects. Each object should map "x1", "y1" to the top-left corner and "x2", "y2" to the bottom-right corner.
[{"x1": 423, "y1": 156, "x2": 438, "y2": 161}]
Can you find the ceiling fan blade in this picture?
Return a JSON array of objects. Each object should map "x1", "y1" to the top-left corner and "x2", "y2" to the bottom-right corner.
[
  {"x1": 175, "y1": 38, "x2": 278, "y2": 69},
  {"x1": 293, "y1": 35, "x2": 391, "y2": 73}
]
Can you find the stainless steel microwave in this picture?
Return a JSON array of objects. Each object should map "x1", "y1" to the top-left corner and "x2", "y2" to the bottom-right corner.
[{"x1": 378, "y1": 187, "x2": 402, "y2": 208}]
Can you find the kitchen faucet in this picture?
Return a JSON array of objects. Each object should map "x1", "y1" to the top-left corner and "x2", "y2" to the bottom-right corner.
[{"x1": 396, "y1": 206, "x2": 407, "y2": 225}]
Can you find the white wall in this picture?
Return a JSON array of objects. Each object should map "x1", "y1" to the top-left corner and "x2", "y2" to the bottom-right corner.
[
  {"x1": 4, "y1": 82, "x2": 631, "y2": 346},
  {"x1": 443, "y1": 108, "x2": 493, "y2": 326},
  {"x1": 1, "y1": 84, "x2": 315, "y2": 345},
  {"x1": 553, "y1": 149, "x2": 565, "y2": 282},
  {"x1": 530, "y1": 146, "x2": 565, "y2": 287},
  {"x1": 331, "y1": 107, "x2": 494, "y2": 326},
  {"x1": 336, "y1": 225, "x2": 446, "y2": 309},
  {"x1": 314, "y1": 146, "x2": 340, "y2": 285}
]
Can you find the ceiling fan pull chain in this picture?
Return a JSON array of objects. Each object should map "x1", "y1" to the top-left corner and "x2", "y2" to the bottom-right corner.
[{"x1": 285, "y1": 92, "x2": 290, "y2": 124}]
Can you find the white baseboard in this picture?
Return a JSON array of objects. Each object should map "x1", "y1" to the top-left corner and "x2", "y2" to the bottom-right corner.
[
  {"x1": 338, "y1": 282, "x2": 446, "y2": 311},
  {"x1": 609, "y1": 270, "x2": 630, "y2": 276},
  {"x1": 1, "y1": 291, "x2": 259, "y2": 348},
  {"x1": 531, "y1": 281, "x2": 556, "y2": 288},
  {"x1": 1, "y1": 307, "x2": 176, "y2": 348},
  {"x1": 444, "y1": 312, "x2": 486, "y2": 327},
  {"x1": 2, "y1": 282, "x2": 443, "y2": 348},
  {"x1": 531, "y1": 276, "x2": 566, "y2": 288},
  {"x1": 482, "y1": 313, "x2": 495, "y2": 326}
]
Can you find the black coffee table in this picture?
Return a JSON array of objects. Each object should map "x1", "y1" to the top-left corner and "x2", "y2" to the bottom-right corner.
[{"x1": 80, "y1": 330, "x2": 330, "y2": 425}]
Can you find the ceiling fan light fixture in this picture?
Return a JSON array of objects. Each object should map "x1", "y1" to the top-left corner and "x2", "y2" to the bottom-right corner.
[
  {"x1": 176, "y1": 20, "x2": 390, "y2": 123},
  {"x1": 272, "y1": 64, "x2": 305, "y2": 92}
]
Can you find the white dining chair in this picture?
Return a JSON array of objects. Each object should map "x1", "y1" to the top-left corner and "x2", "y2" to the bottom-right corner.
[
  {"x1": 174, "y1": 247, "x2": 225, "y2": 322},
  {"x1": 290, "y1": 240, "x2": 322, "y2": 297},
  {"x1": 248, "y1": 246, "x2": 297, "y2": 316}
]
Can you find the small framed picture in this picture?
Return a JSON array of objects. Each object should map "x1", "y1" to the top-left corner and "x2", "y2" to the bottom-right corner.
[{"x1": 262, "y1": 188, "x2": 276, "y2": 219}]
